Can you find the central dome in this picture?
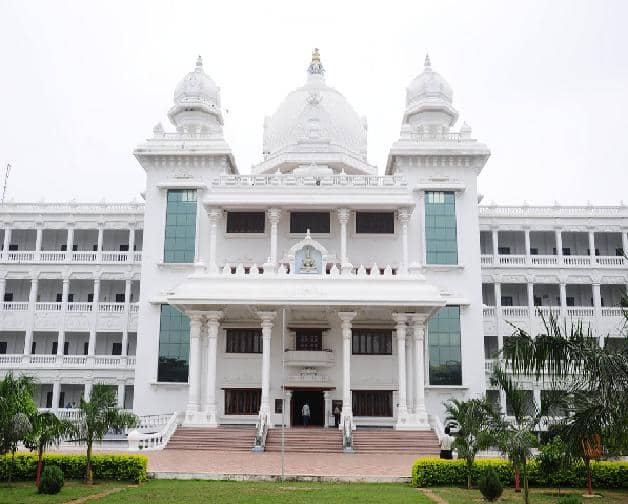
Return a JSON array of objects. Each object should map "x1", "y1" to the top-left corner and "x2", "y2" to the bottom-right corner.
[{"x1": 254, "y1": 49, "x2": 374, "y2": 175}]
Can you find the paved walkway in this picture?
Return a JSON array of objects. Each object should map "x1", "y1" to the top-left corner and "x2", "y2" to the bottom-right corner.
[{"x1": 146, "y1": 450, "x2": 417, "y2": 481}]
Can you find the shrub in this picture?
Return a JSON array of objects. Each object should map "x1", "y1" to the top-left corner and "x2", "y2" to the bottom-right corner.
[
  {"x1": 0, "y1": 453, "x2": 148, "y2": 482},
  {"x1": 38, "y1": 465, "x2": 64, "y2": 494},
  {"x1": 411, "y1": 457, "x2": 628, "y2": 489},
  {"x1": 478, "y1": 467, "x2": 503, "y2": 501},
  {"x1": 556, "y1": 495, "x2": 582, "y2": 504}
]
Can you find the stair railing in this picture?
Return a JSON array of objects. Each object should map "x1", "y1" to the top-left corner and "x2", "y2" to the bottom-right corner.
[
  {"x1": 342, "y1": 415, "x2": 354, "y2": 453},
  {"x1": 252, "y1": 411, "x2": 269, "y2": 452},
  {"x1": 128, "y1": 412, "x2": 181, "y2": 451}
]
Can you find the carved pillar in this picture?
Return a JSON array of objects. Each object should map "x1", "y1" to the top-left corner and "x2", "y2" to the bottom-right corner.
[
  {"x1": 492, "y1": 229, "x2": 499, "y2": 258},
  {"x1": 323, "y1": 391, "x2": 331, "y2": 428},
  {"x1": 185, "y1": 314, "x2": 203, "y2": 424},
  {"x1": 204, "y1": 311, "x2": 223, "y2": 426},
  {"x1": 268, "y1": 208, "x2": 281, "y2": 267},
  {"x1": 96, "y1": 226, "x2": 104, "y2": 261},
  {"x1": 65, "y1": 225, "x2": 74, "y2": 262},
  {"x1": 35, "y1": 227, "x2": 43, "y2": 258},
  {"x1": 128, "y1": 224, "x2": 135, "y2": 262},
  {"x1": 338, "y1": 311, "x2": 357, "y2": 429},
  {"x1": 555, "y1": 228, "x2": 563, "y2": 261},
  {"x1": 405, "y1": 335, "x2": 414, "y2": 416},
  {"x1": 258, "y1": 311, "x2": 276, "y2": 425},
  {"x1": 524, "y1": 228, "x2": 531, "y2": 264},
  {"x1": 207, "y1": 208, "x2": 221, "y2": 273},
  {"x1": 337, "y1": 208, "x2": 351, "y2": 272},
  {"x1": 588, "y1": 230, "x2": 596, "y2": 261},
  {"x1": 2, "y1": 227, "x2": 11, "y2": 261},
  {"x1": 559, "y1": 282, "x2": 567, "y2": 313},
  {"x1": 51, "y1": 380, "x2": 61, "y2": 410},
  {"x1": 592, "y1": 282, "x2": 602, "y2": 318},
  {"x1": 393, "y1": 313, "x2": 409, "y2": 427},
  {"x1": 411, "y1": 315, "x2": 429, "y2": 427},
  {"x1": 398, "y1": 208, "x2": 411, "y2": 274}
]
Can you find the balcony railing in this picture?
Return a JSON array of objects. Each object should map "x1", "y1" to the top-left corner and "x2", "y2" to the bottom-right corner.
[
  {"x1": 67, "y1": 302, "x2": 93, "y2": 312},
  {"x1": 500, "y1": 306, "x2": 529, "y2": 318},
  {"x1": 1, "y1": 250, "x2": 142, "y2": 264},
  {"x1": 481, "y1": 254, "x2": 626, "y2": 269},
  {"x1": 566, "y1": 307, "x2": 595, "y2": 318},
  {"x1": 35, "y1": 302, "x2": 62, "y2": 311},
  {"x1": 2, "y1": 301, "x2": 28, "y2": 311},
  {"x1": 483, "y1": 306, "x2": 611, "y2": 320},
  {"x1": 284, "y1": 349, "x2": 335, "y2": 367},
  {"x1": 98, "y1": 302, "x2": 126, "y2": 313},
  {"x1": 0, "y1": 354, "x2": 136, "y2": 368}
]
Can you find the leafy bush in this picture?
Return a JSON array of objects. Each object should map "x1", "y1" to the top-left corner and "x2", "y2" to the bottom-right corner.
[
  {"x1": 556, "y1": 495, "x2": 582, "y2": 504},
  {"x1": 411, "y1": 457, "x2": 628, "y2": 489},
  {"x1": 0, "y1": 453, "x2": 147, "y2": 482},
  {"x1": 38, "y1": 465, "x2": 64, "y2": 494},
  {"x1": 478, "y1": 467, "x2": 503, "y2": 501}
]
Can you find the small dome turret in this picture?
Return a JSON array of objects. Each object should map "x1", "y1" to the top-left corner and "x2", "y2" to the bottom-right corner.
[
  {"x1": 168, "y1": 56, "x2": 223, "y2": 133},
  {"x1": 403, "y1": 54, "x2": 458, "y2": 133}
]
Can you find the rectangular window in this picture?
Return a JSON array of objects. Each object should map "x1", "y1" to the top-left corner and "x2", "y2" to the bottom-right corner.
[
  {"x1": 498, "y1": 247, "x2": 511, "y2": 255},
  {"x1": 425, "y1": 191, "x2": 458, "y2": 265},
  {"x1": 157, "y1": 304, "x2": 190, "y2": 382},
  {"x1": 3, "y1": 293, "x2": 13, "y2": 302},
  {"x1": 112, "y1": 342, "x2": 122, "y2": 355},
  {"x1": 163, "y1": 189, "x2": 197, "y2": 263},
  {"x1": 275, "y1": 398, "x2": 283, "y2": 414},
  {"x1": 0, "y1": 342, "x2": 7, "y2": 354},
  {"x1": 352, "y1": 329, "x2": 392, "y2": 355},
  {"x1": 352, "y1": 390, "x2": 393, "y2": 417},
  {"x1": 52, "y1": 342, "x2": 58, "y2": 355},
  {"x1": 83, "y1": 342, "x2": 89, "y2": 355},
  {"x1": 501, "y1": 296, "x2": 513, "y2": 307},
  {"x1": 290, "y1": 212, "x2": 330, "y2": 234},
  {"x1": 355, "y1": 212, "x2": 394, "y2": 234},
  {"x1": 428, "y1": 305, "x2": 462, "y2": 385},
  {"x1": 224, "y1": 388, "x2": 261, "y2": 415},
  {"x1": 225, "y1": 329, "x2": 262, "y2": 354},
  {"x1": 226, "y1": 212, "x2": 265, "y2": 233},
  {"x1": 295, "y1": 329, "x2": 323, "y2": 351}
]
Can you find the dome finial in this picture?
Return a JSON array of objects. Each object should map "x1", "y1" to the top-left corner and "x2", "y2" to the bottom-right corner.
[
  {"x1": 424, "y1": 53, "x2": 431, "y2": 69},
  {"x1": 308, "y1": 48, "x2": 325, "y2": 76},
  {"x1": 196, "y1": 55, "x2": 203, "y2": 70}
]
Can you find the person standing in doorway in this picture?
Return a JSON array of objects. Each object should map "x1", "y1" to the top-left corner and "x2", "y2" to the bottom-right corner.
[
  {"x1": 302, "y1": 402, "x2": 311, "y2": 427},
  {"x1": 333, "y1": 404, "x2": 341, "y2": 428}
]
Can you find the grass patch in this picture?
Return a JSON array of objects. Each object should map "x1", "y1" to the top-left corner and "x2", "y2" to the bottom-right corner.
[
  {"x1": 430, "y1": 486, "x2": 628, "y2": 503},
  {"x1": 0, "y1": 480, "x2": 125, "y2": 504}
]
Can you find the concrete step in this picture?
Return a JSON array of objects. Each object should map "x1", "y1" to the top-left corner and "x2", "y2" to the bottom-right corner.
[
  {"x1": 165, "y1": 426, "x2": 256, "y2": 451},
  {"x1": 352, "y1": 428, "x2": 440, "y2": 455},
  {"x1": 265, "y1": 428, "x2": 343, "y2": 453}
]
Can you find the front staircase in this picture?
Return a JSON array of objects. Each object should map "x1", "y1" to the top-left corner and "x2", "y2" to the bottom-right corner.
[
  {"x1": 352, "y1": 428, "x2": 440, "y2": 455},
  {"x1": 165, "y1": 426, "x2": 256, "y2": 451},
  {"x1": 265, "y1": 427, "x2": 344, "y2": 453}
]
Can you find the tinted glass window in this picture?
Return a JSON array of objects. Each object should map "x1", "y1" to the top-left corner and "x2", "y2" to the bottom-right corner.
[
  {"x1": 352, "y1": 329, "x2": 392, "y2": 355},
  {"x1": 425, "y1": 191, "x2": 458, "y2": 265},
  {"x1": 164, "y1": 189, "x2": 197, "y2": 263},
  {"x1": 428, "y1": 305, "x2": 462, "y2": 385},
  {"x1": 157, "y1": 304, "x2": 190, "y2": 382},
  {"x1": 290, "y1": 212, "x2": 330, "y2": 234},
  {"x1": 226, "y1": 329, "x2": 262, "y2": 353},
  {"x1": 226, "y1": 212, "x2": 266, "y2": 233},
  {"x1": 356, "y1": 212, "x2": 394, "y2": 234}
]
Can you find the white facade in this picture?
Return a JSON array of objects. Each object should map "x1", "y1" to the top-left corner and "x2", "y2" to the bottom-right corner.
[{"x1": 1, "y1": 52, "x2": 626, "y2": 434}]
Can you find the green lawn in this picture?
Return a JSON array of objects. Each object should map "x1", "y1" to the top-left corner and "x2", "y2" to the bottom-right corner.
[
  {"x1": 430, "y1": 486, "x2": 628, "y2": 503},
  {"x1": 0, "y1": 480, "x2": 124, "y2": 504}
]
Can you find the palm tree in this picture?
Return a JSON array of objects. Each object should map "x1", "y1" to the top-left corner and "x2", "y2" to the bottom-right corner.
[
  {"x1": 74, "y1": 384, "x2": 138, "y2": 484},
  {"x1": 24, "y1": 411, "x2": 76, "y2": 485},
  {"x1": 501, "y1": 311, "x2": 628, "y2": 496},
  {"x1": 444, "y1": 397, "x2": 497, "y2": 489},
  {"x1": 0, "y1": 373, "x2": 37, "y2": 482}
]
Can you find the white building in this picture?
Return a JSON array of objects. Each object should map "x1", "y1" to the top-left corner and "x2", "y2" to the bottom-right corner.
[{"x1": 1, "y1": 51, "x2": 626, "y2": 446}]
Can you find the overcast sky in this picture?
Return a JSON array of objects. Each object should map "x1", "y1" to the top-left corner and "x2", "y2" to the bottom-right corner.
[{"x1": 0, "y1": 1, "x2": 626, "y2": 205}]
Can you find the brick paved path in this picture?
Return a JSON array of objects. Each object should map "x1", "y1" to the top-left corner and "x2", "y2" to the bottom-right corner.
[{"x1": 147, "y1": 450, "x2": 418, "y2": 479}]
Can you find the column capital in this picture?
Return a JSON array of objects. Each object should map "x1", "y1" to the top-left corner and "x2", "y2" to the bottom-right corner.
[
  {"x1": 267, "y1": 208, "x2": 282, "y2": 224},
  {"x1": 392, "y1": 312, "x2": 410, "y2": 324},
  {"x1": 409, "y1": 313, "x2": 428, "y2": 325},
  {"x1": 336, "y1": 208, "x2": 351, "y2": 224},
  {"x1": 257, "y1": 310, "x2": 276, "y2": 329},
  {"x1": 205, "y1": 310, "x2": 223, "y2": 323},
  {"x1": 338, "y1": 311, "x2": 357, "y2": 327},
  {"x1": 397, "y1": 207, "x2": 412, "y2": 223},
  {"x1": 207, "y1": 207, "x2": 222, "y2": 222},
  {"x1": 189, "y1": 314, "x2": 203, "y2": 333}
]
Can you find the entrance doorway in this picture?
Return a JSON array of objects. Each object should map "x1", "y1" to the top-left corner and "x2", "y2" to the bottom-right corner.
[{"x1": 291, "y1": 389, "x2": 325, "y2": 427}]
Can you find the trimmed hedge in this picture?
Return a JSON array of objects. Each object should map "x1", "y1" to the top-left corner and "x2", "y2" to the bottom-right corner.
[
  {"x1": 1, "y1": 453, "x2": 147, "y2": 483},
  {"x1": 411, "y1": 457, "x2": 628, "y2": 489}
]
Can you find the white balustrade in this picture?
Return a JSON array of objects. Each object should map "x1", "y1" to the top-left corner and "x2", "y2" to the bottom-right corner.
[
  {"x1": 0, "y1": 354, "x2": 23, "y2": 365},
  {"x1": 30, "y1": 355, "x2": 57, "y2": 364},
  {"x1": 133, "y1": 251, "x2": 142, "y2": 262},
  {"x1": 1, "y1": 202, "x2": 143, "y2": 214},
  {"x1": 500, "y1": 306, "x2": 529, "y2": 318},
  {"x1": 129, "y1": 303, "x2": 139, "y2": 313},
  {"x1": 61, "y1": 355, "x2": 87, "y2": 365},
  {"x1": 101, "y1": 251, "x2": 129, "y2": 263},
  {"x1": 566, "y1": 307, "x2": 595, "y2": 318},
  {"x1": 98, "y1": 302, "x2": 125, "y2": 313},
  {"x1": 127, "y1": 356, "x2": 137, "y2": 366},
  {"x1": 6, "y1": 251, "x2": 36, "y2": 263},
  {"x1": 39, "y1": 251, "x2": 67, "y2": 262},
  {"x1": 35, "y1": 302, "x2": 62, "y2": 311},
  {"x1": 213, "y1": 174, "x2": 407, "y2": 188},
  {"x1": 71, "y1": 251, "x2": 98, "y2": 262},
  {"x1": 562, "y1": 256, "x2": 591, "y2": 266},
  {"x1": 498, "y1": 255, "x2": 527, "y2": 266},
  {"x1": 530, "y1": 255, "x2": 559, "y2": 266},
  {"x1": 480, "y1": 205, "x2": 627, "y2": 218},
  {"x1": 595, "y1": 256, "x2": 625, "y2": 267},
  {"x1": 601, "y1": 307, "x2": 624, "y2": 317},
  {"x1": 483, "y1": 306, "x2": 496, "y2": 317},
  {"x1": 67, "y1": 302, "x2": 93, "y2": 312},
  {"x1": 535, "y1": 306, "x2": 562, "y2": 318},
  {"x1": 3, "y1": 302, "x2": 29, "y2": 311},
  {"x1": 93, "y1": 356, "x2": 123, "y2": 366},
  {"x1": 128, "y1": 412, "x2": 181, "y2": 451},
  {"x1": 480, "y1": 255, "x2": 494, "y2": 265}
]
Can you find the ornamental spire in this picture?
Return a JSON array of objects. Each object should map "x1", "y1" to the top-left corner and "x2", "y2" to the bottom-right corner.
[
  {"x1": 307, "y1": 47, "x2": 325, "y2": 77},
  {"x1": 424, "y1": 53, "x2": 432, "y2": 71},
  {"x1": 195, "y1": 55, "x2": 203, "y2": 71}
]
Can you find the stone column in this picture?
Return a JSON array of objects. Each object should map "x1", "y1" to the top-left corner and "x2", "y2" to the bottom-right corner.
[
  {"x1": 185, "y1": 314, "x2": 203, "y2": 424},
  {"x1": 337, "y1": 208, "x2": 351, "y2": 273},
  {"x1": 65, "y1": 225, "x2": 74, "y2": 262},
  {"x1": 588, "y1": 230, "x2": 596, "y2": 261},
  {"x1": 207, "y1": 208, "x2": 221, "y2": 273},
  {"x1": 622, "y1": 231, "x2": 628, "y2": 258},
  {"x1": 122, "y1": 279, "x2": 131, "y2": 357},
  {"x1": 527, "y1": 281, "x2": 534, "y2": 310},
  {"x1": 57, "y1": 331, "x2": 65, "y2": 358},
  {"x1": 205, "y1": 311, "x2": 223, "y2": 427},
  {"x1": 117, "y1": 383, "x2": 126, "y2": 408},
  {"x1": 524, "y1": 228, "x2": 531, "y2": 264},
  {"x1": 257, "y1": 311, "x2": 276, "y2": 425},
  {"x1": 128, "y1": 225, "x2": 135, "y2": 262},
  {"x1": 411, "y1": 315, "x2": 429, "y2": 427},
  {"x1": 96, "y1": 226, "x2": 104, "y2": 260},
  {"x1": 268, "y1": 208, "x2": 281, "y2": 267},
  {"x1": 51, "y1": 380, "x2": 61, "y2": 410},
  {"x1": 35, "y1": 227, "x2": 43, "y2": 259},
  {"x1": 398, "y1": 208, "x2": 411, "y2": 274},
  {"x1": 338, "y1": 311, "x2": 357, "y2": 429},
  {"x1": 393, "y1": 313, "x2": 409, "y2": 427},
  {"x1": 405, "y1": 336, "x2": 414, "y2": 416},
  {"x1": 494, "y1": 281, "x2": 503, "y2": 349},
  {"x1": 2, "y1": 227, "x2": 11, "y2": 261},
  {"x1": 62, "y1": 278, "x2": 70, "y2": 309},
  {"x1": 592, "y1": 282, "x2": 602, "y2": 318},
  {"x1": 323, "y1": 391, "x2": 331, "y2": 428},
  {"x1": 555, "y1": 229, "x2": 563, "y2": 260},
  {"x1": 84, "y1": 381, "x2": 93, "y2": 402},
  {"x1": 0, "y1": 277, "x2": 5, "y2": 310},
  {"x1": 559, "y1": 282, "x2": 567, "y2": 313},
  {"x1": 492, "y1": 229, "x2": 499, "y2": 258},
  {"x1": 285, "y1": 391, "x2": 292, "y2": 428},
  {"x1": 88, "y1": 330, "x2": 96, "y2": 356},
  {"x1": 23, "y1": 277, "x2": 37, "y2": 357}
]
